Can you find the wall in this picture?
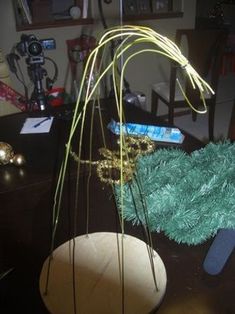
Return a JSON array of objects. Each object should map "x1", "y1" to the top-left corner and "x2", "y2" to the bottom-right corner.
[{"x1": 0, "y1": 0, "x2": 196, "y2": 115}]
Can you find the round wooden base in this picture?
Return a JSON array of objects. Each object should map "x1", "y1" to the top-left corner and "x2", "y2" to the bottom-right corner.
[{"x1": 39, "y1": 232, "x2": 167, "y2": 314}]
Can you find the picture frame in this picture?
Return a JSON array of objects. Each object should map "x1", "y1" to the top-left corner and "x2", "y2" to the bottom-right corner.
[
  {"x1": 137, "y1": 0, "x2": 151, "y2": 14},
  {"x1": 51, "y1": 0, "x2": 84, "y2": 20},
  {"x1": 123, "y1": 0, "x2": 139, "y2": 15},
  {"x1": 151, "y1": 0, "x2": 170, "y2": 13}
]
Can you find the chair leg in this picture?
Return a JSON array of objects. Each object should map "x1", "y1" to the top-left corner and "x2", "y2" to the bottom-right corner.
[
  {"x1": 168, "y1": 104, "x2": 174, "y2": 125},
  {"x1": 192, "y1": 111, "x2": 197, "y2": 122},
  {"x1": 209, "y1": 104, "x2": 215, "y2": 141},
  {"x1": 151, "y1": 90, "x2": 159, "y2": 117}
]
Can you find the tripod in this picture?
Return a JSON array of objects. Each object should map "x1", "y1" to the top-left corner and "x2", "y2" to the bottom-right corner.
[{"x1": 27, "y1": 61, "x2": 48, "y2": 111}]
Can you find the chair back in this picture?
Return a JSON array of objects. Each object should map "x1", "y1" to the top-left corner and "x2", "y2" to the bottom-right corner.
[{"x1": 170, "y1": 29, "x2": 228, "y2": 102}]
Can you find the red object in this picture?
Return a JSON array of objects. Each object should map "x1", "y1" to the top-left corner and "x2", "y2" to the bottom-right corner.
[
  {"x1": 66, "y1": 34, "x2": 96, "y2": 80},
  {"x1": 0, "y1": 81, "x2": 27, "y2": 111},
  {"x1": 46, "y1": 87, "x2": 65, "y2": 107}
]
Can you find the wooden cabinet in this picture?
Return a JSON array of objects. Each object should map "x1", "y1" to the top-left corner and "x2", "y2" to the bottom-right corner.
[{"x1": 12, "y1": 0, "x2": 93, "y2": 31}]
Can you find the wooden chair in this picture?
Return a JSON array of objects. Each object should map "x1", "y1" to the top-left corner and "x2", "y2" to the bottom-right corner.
[{"x1": 151, "y1": 28, "x2": 228, "y2": 141}]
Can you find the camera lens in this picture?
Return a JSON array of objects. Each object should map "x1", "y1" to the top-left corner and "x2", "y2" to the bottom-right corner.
[{"x1": 28, "y1": 41, "x2": 42, "y2": 56}]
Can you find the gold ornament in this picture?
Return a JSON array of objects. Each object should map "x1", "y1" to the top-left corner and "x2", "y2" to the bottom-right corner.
[
  {"x1": 96, "y1": 158, "x2": 134, "y2": 185},
  {"x1": 0, "y1": 142, "x2": 26, "y2": 166},
  {"x1": 10, "y1": 154, "x2": 26, "y2": 166},
  {"x1": 69, "y1": 136, "x2": 155, "y2": 185},
  {"x1": 0, "y1": 142, "x2": 14, "y2": 165}
]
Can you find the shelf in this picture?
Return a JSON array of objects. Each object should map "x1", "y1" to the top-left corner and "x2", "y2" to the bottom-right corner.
[
  {"x1": 12, "y1": 0, "x2": 93, "y2": 31},
  {"x1": 15, "y1": 18, "x2": 94, "y2": 31},
  {"x1": 123, "y1": 11, "x2": 183, "y2": 22}
]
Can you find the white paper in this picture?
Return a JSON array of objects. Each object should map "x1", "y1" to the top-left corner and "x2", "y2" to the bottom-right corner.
[{"x1": 20, "y1": 117, "x2": 54, "y2": 134}]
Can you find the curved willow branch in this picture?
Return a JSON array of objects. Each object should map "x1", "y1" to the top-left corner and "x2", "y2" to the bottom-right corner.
[{"x1": 50, "y1": 24, "x2": 214, "y2": 261}]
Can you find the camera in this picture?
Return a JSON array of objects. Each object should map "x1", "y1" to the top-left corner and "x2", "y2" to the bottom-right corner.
[
  {"x1": 16, "y1": 34, "x2": 56, "y2": 65},
  {"x1": 7, "y1": 33, "x2": 58, "y2": 111}
]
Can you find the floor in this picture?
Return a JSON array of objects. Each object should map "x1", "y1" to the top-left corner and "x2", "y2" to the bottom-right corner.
[{"x1": 172, "y1": 73, "x2": 235, "y2": 142}]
